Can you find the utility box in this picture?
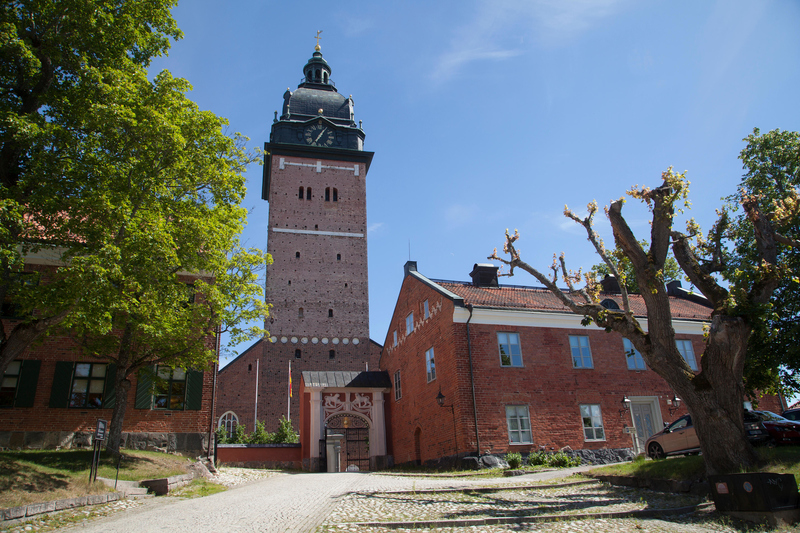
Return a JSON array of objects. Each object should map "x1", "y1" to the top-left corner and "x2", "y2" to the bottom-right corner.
[{"x1": 709, "y1": 473, "x2": 799, "y2": 512}]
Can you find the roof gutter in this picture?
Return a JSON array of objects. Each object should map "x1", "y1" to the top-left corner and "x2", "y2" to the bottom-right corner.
[{"x1": 465, "y1": 304, "x2": 480, "y2": 456}]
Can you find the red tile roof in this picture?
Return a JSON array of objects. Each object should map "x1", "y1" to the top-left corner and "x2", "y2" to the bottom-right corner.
[{"x1": 435, "y1": 280, "x2": 712, "y2": 321}]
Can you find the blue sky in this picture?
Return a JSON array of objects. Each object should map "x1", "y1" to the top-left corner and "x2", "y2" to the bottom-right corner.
[{"x1": 149, "y1": 0, "x2": 800, "y2": 368}]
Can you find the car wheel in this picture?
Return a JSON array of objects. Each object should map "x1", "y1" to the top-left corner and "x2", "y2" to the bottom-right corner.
[{"x1": 648, "y1": 442, "x2": 665, "y2": 460}]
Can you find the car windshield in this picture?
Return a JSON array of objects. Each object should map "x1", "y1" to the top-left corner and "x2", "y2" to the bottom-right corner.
[{"x1": 756, "y1": 410, "x2": 789, "y2": 422}]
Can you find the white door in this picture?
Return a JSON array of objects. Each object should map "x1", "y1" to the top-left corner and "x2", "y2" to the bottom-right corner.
[{"x1": 631, "y1": 402, "x2": 656, "y2": 454}]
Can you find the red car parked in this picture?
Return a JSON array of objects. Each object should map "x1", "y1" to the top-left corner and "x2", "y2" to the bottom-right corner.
[{"x1": 751, "y1": 410, "x2": 800, "y2": 445}]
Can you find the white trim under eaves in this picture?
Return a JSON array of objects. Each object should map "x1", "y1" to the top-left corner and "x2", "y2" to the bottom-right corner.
[
  {"x1": 408, "y1": 271, "x2": 465, "y2": 305},
  {"x1": 452, "y1": 306, "x2": 707, "y2": 335}
]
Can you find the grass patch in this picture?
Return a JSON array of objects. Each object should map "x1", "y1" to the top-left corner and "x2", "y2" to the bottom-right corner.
[
  {"x1": 173, "y1": 479, "x2": 227, "y2": 498},
  {"x1": 0, "y1": 449, "x2": 192, "y2": 509},
  {"x1": 588, "y1": 446, "x2": 800, "y2": 483}
]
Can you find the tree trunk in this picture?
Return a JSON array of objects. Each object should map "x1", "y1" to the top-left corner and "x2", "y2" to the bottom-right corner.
[
  {"x1": 107, "y1": 370, "x2": 131, "y2": 453},
  {"x1": 106, "y1": 323, "x2": 135, "y2": 453}
]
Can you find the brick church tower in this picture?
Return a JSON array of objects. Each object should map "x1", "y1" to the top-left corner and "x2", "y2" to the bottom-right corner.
[{"x1": 216, "y1": 44, "x2": 381, "y2": 433}]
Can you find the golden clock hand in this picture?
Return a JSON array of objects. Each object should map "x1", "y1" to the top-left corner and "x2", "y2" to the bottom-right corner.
[{"x1": 315, "y1": 127, "x2": 327, "y2": 142}]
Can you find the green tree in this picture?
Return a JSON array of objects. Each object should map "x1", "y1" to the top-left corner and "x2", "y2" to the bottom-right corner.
[
  {"x1": 726, "y1": 129, "x2": 800, "y2": 397},
  {"x1": 0, "y1": 0, "x2": 181, "y2": 376},
  {"x1": 55, "y1": 68, "x2": 270, "y2": 452},
  {"x1": 492, "y1": 162, "x2": 798, "y2": 475}
]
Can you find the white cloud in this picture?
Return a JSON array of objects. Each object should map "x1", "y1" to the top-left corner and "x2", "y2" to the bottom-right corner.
[
  {"x1": 431, "y1": 0, "x2": 628, "y2": 83},
  {"x1": 368, "y1": 222, "x2": 385, "y2": 235}
]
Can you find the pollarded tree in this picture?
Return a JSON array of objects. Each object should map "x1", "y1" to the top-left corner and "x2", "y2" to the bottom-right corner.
[{"x1": 491, "y1": 167, "x2": 797, "y2": 475}]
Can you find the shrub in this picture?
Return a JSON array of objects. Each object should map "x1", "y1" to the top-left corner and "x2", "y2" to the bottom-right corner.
[
  {"x1": 215, "y1": 426, "x2": 228, "y2": 445},
  {"x1": 273, "y1": 416, "x2": 299, "y2": 444},
  {"x1": 527, "y1": 451, "x2": 549, "y2": 466},
  {"x1": 526, "y1": 450, "x2": 581, "y2": 468},
  {"x1": 231, "y1": 423, "x2": 248, "y2": 444},
  {"x1": 506, "y1": 452, "x2": 523, "y2": 469},
  {"x1": 249, "y1": 421, "x2": 272, "y2": 444}
]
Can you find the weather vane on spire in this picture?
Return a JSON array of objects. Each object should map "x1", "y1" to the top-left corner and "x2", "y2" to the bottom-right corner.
[{"x1": 314, "y1": 30, "x2": 323, "y2": 51}]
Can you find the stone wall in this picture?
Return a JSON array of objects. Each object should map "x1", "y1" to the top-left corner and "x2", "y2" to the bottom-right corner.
[{"x1": 0, "y1": 430, "x2": 208, "y2": 455}]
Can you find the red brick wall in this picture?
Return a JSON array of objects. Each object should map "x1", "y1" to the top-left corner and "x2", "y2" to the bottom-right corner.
[
  {"x1": 380, "y1": 274, "x2": 784, "y2": 465},
  {"x1": 215, "y1": 153, "x2": 378, "y2": 432},
  {"x1": 0, "y1": 326, "x2": 214, "y2": 436},
  {"x1": 216, "y1": 444, "x2": 301, "y2": 468}
]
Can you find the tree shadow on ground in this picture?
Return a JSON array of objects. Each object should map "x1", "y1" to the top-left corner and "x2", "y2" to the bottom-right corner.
[{"x1": 0, "y1": 454, "x2": 71, "y2": 494}]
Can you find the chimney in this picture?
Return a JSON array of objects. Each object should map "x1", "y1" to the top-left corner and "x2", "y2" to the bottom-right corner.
[
  {"x1": 470, "y1": 263, "x2": 499, "y2": 287},
  {"x1": 404, "y1": 260, "x2": 418, "y2": 278},
  {"x1": 600, "y1": 274, "x2": 621, "y2": 294}
]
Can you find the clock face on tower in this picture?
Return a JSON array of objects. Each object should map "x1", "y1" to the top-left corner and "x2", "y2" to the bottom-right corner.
[{"x1": 304, "y1": 123, "x2": 335, "y2": 147}]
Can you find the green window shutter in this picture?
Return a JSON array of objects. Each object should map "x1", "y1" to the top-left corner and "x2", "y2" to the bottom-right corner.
[
  {"x1": 185, "y1": 370, "x2": 204, "y2": 410},
  {"x1": 14, "y1": 360, "x2": 41, "y2": 408},
  {"x1": 134, "y1": 366, "x2": 155, "y2": 409},
  {"x1": 49, "y1": 362, "x2": 74, "y2": 408},
  {"x1": 102, "y1": 363, "x2": 117, "y2": 409}
]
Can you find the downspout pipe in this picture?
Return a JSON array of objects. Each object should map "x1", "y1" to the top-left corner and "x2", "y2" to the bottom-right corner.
[
  {"x1": 209, "y1": 325, "x2": 221, "y2": 461},
  {"x1": 465, "y1": 304, "x2": 481, "y2": 456}
]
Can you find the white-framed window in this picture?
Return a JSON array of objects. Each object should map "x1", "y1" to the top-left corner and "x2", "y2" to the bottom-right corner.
[
  {"x1": 218, "y1": 411, "x2": 239, "y2": 438},
  {"x1": 423, "y1": 300, "x2": 430, "y2": 319},
  {"x1": 498, "y1": 332, "x2": 522, "y2": 367},
  {"x1": 394, "y1": 371, "x2": 402, "y2": 400},
  {"x1": 425, "y1": 347, "x2": 436, "y2": 382},
  {"x1": 580, "y1": 404, "x2": 605, "y2": 441},
  {"x1": 0, "y1": 361, "x2": 22, "y2": 407},
  {"x1": 505, "y1": 405, "x2": 533, "y2": 444},
  {"x1": 676, "y1": 340, "x2": 698, "y2": 371},
  {"x1": 393, "y1": 330, "x2": 397, "y2": 347},
  {"x1": 623, "y1": 338, "x2": 646, "y2": 370},
  {"x1": 569, "y1": 335, "x2": 593, "y2": 368},
  {"x1": 406, "y1": 313, "x2": 414, "y2": 335}
]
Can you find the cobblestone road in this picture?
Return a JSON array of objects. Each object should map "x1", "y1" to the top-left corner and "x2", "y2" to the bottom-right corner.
[{"x1": 7, "y1": 466, "x2": 771, "y2": 533}]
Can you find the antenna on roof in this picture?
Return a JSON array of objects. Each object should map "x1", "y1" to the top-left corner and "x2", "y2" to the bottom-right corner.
[{"x1": 408, "y1": 239, "x2": 411, "y2": 260}]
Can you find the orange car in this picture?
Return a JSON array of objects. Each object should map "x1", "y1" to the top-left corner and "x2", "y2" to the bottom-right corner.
[{"x1": 646, "y1": 412, "x2": 770, "y2": 459}]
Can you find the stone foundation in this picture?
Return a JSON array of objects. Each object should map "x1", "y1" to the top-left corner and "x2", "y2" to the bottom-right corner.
[{"x1": 0, "y1": 430, "x2": 208, "y2": 455}]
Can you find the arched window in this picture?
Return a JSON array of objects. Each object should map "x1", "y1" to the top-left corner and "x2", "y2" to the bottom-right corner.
[
  {"x1": 332, "y1": 188, "x2": 338, "y2": 202},
  {"x1": 306, "y1": 187, "x2": 312, "y2": 200},
  {"x1": 295, "y1": 349, "x2": 302, "y2": 359},
  {"x1": 296, "y1": 251, "x2": 300, "y2": 258},
  {"x1": 329, "y1": 350, "x2": 335, "y2": 360},
  {"x1": 325, "y1": 187, "x2": 330, "y2": 201},
  {"x1": 323, "y1": 72, "x2": 328, "y2": 83},
  {"x1": 298, "y1": 307, "x2": 304, "y2": 318},
  {"x1": 328, "y1": 309, "x2": 333, "y2": 317},
  {"x1": 218, "y1": 411, "x2": 239, "y2": 439},
  {"x1": 336, "y1": 253, "x2": 341, "y2": 261},
  {"x1": 299, "y1": 186, "x2": 304, "y2": 199}
]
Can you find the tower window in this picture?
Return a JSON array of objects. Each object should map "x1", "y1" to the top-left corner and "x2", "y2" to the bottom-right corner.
[
  {"x1": 336, "y1": 254, "x2": 341, "y2": 261},
  {"x1": 315, "y1": 69, "x2": 320, "y2": 81},
  {"x1": 306, "y1": 187, "x2": 312, "y2": 200},
  {"x1": 248, "y1": 364, "x2": 252, "y2": 371},
  {"x1": 333, "y1": 188, "x2": 338, "y2": 202},
  {"x1": 299, "y1": 186, "x2": 304, "y2": 200},
  {"x1": 325, "y1": 187, "x2": 330, "y2": 201},
  {"x1": 315, "y1": 224, "x2": 318, "y2": 230},
  {"x1": 295, "y1": 349, "x2": 302, "y2": 359},
  {"x1": 288, "y1": 280, "x2": 291, "y2": 285},
  {"x1": 296, "y1": 251, "x2": 300, "y2": 258},
  {"x1": 298, "y1": 307, "x2": 304, "y2": 318},
  {"x1": 329, "y1": 350, "x2": 335, "y2": 360},
  {"x1": 328, "y1": 309, "x2": 333, "y2": 318},
  {"x1": 323, "y1": 72, "x2": 328, "y2": 83}
]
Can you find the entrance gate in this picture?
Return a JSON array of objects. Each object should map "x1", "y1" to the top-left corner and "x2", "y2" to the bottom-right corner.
[{"x1": 324, "y1": 414, "x2": 370, "y2": 471}]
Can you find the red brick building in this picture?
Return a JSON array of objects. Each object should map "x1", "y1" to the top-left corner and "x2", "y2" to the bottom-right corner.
[
  {"x1": 215, "y1": 46, "x2": 381, "y2": 435},
  {"x1": 1, "y1": 254, "x2": 215, "y2": 454},
  {"x1": 380, "y1": 261, "x2": 783, "y2": 466}
]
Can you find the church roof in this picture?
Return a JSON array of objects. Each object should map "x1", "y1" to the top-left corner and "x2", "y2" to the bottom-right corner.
[{"x1": 302, "y1": 371, "x2": 391, "y2": 389}]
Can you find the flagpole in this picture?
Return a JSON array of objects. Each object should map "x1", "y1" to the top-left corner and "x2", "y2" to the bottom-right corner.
[
  {"x1": 287, "y1": 359, "x2": 292, "y2": 421},
  {"x1": 254, "y1": 359, "x2": 259, "y2": 430}
]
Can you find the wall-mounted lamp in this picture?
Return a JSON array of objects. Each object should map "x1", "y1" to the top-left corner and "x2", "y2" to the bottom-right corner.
[
  {"x1": 619, "y1": 395, "x2": 631, "y2": 417},
  {"x1": 436, "y1": 389, "x2": 446, "y2": 407},
  {"x1": 668, "y1": 394, "x2": 682, "y2": 416}
]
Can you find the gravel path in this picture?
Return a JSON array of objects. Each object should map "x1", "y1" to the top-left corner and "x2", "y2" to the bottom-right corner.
[{"x1": 1, "y1": 466, "x2": 758, "y2": 533}]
